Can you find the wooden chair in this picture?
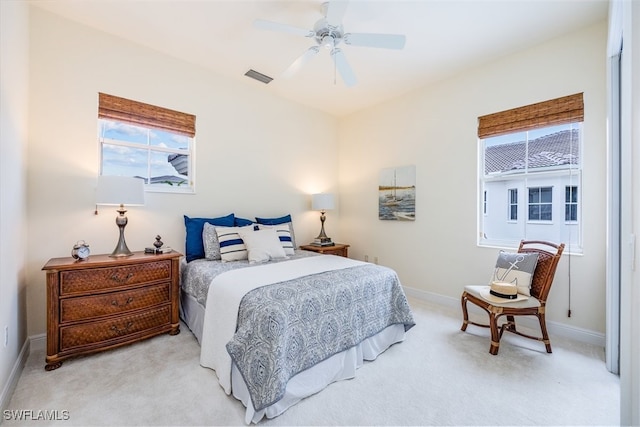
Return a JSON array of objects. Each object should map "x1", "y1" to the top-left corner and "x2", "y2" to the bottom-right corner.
[{"x1": 461, "y1": 240, "x2": 565, "y2": 355}]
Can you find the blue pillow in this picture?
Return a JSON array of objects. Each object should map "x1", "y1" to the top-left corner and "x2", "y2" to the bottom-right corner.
[
  {"x1": 184, "y1": 214, "x2": 235, "y2": 262},
  {"x1": 234, "y1": 216, "x2": 254, "y2": 227},
  {"x1": 255, "y1": 214, "x2": 292, "y2": 225}
]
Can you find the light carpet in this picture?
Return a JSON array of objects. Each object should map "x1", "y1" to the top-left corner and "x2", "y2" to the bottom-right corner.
[{"x1": 4, "y1": 299, "x2": 619, "y2": 426}]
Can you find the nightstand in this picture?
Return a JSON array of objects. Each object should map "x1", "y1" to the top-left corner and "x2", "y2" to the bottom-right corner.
[
  {"x1": 42, "y1": 251, "x2": 182, "y2": 370},
  {"x1": 300, "y1": 243, "x2": 350, "y2": 258}
]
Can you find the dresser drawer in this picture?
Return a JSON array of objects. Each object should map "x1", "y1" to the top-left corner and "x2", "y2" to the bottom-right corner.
[
  {"x1": 59, "y1": 282, "x2": 171, "y2": 323},
  {"x1": 59, "y1": 260, "x2": 171, "y2": 295},
  {"x1": 59, "y1": 305, "x2": 171, "y2": 351}
]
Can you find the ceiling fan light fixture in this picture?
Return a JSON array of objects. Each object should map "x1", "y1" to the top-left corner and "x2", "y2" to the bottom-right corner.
[{"x1": 321, "y1": 35, "x2": 334, "y2": 49}]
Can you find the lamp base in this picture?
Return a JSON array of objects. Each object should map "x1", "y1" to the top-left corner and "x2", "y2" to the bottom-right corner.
[
  {"x1": 314, "y1": 211, "x2": 334, "y2": 246},
  {"x1": 109, "y1": 206, "x2": 134, "y2": 258}
]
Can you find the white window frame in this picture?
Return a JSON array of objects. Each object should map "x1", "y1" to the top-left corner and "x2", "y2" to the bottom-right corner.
[
  {"x1": 98, "y1": 119, "x2": 196, "y2": 194},
  {"x1": 478, "y1": 123, "x2": 583, "y2": 252}
]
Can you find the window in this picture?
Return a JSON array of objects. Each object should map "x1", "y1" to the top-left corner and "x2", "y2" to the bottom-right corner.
[
  {"x1": 98, "y1": 93, "x2": 196, "y2": 193},
  {"x1": 478, "y1": 93, "x2": 583, "y2": 250},
  {"x1": 565, "y1": 185, "x2": 578, "y2": 222},
  {"x1": 528, "y1": 187, "x2": 552, "y2": 221},
  {"x1": 508, "y1": 188, "x2": 518, "y2": 221}
]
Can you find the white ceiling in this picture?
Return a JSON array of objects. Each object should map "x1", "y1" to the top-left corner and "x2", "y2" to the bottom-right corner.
[{"x1": 31, "y1": 0, "x2": 608, "y2": 117}]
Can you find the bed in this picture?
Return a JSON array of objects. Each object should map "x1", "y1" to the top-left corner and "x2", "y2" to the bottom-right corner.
[{"x1": 179, "y1": 215, "x2": 415, "y2": 424}]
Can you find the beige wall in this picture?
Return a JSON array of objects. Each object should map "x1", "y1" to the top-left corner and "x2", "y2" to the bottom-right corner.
[
  {"x1": 26, "y1": 7, "x2": 339, "y2": 336},
  {"x1": 24, "y1": 8, "x2": 608, "y2": 339},
  {"x1": 338, "y1": 21, "x2": 608, "y2": 334},
  {"x1": 0, "y1": 0, "x2": 29, "y2": 407}
]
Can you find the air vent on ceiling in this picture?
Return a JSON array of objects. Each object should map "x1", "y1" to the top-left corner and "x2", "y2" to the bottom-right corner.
[{"x1": 244, "y1": 69, "x2": 273, "y2": 84}]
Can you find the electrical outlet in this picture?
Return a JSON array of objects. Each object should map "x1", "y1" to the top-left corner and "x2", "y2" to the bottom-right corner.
[
  {"x1": 4, "y1": 326, "x2": 8, "y2": 348},
  {"x1": 364, "y1": 255, "x2": 369, "y2": 262}
]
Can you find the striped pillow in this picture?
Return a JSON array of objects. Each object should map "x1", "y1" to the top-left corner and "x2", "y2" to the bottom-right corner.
[
  {"x1": 258, "y1": 224, "x2": 295, "y2": 255},
  {"x1": 214, "y1": 225, "x2": 254, "y2": 262}
]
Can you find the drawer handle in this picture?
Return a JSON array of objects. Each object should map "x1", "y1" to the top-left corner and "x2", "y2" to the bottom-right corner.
[
  {"x1": 111, "y1": 273, "x2": 134, "y2": 283},
  {"x1": 110, "y1": 322, "x2": 133, "y2": 336},
  {"x1": 111, "y1": 297, "x2": 134, "y2": 307}
]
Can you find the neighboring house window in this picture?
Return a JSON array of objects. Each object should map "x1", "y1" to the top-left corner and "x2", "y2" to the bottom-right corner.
[
  {"x1": 508, "y1": 188, "x2": 518, "y2": 221},
  {"x1": 478, "y1": 93, "x2": 583, "y2": 251},
  {"x1": 528, "y1": 186, "x2": 552, "y2": 221},
  {"x1": 565, "y1": 185, "x2": 578, "y2": 222},
  {"x1": 98, "y1": 93, "x2": 196, "y2": 193}
]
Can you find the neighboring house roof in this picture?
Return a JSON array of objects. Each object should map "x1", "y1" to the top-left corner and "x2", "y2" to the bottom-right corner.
[{"x1": 485, "y1": 129, "x2": 580, "y2": 174}]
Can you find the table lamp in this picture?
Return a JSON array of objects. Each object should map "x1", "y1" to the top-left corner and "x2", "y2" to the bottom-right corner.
[
  {"x1": 312, "y1": 193, "x2": 335, "y2": 246},
  {"x1": 96, "y1": 176, "x2": 145, "y2": 257}
]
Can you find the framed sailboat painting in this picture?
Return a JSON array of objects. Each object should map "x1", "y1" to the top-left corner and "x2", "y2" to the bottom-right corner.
[{"x1": 379, "y1": 165, "x2": 416, "y2": 221}]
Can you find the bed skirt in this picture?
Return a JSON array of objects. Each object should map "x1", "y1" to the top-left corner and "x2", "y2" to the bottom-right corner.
[{"x1": 180, "y1": 291, "x2": 406, "y2": 424}]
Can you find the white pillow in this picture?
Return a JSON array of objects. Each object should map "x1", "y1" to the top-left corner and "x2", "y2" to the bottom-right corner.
[
  {"x1": 215, "y1": 225, "x2": 254, "y2": 262},
  {"x1": 237, "y1": 228, "x2": 287, "y2": 264},
  {"x1": 257, "y1": 224, "x2": 295, "y2": 255}
]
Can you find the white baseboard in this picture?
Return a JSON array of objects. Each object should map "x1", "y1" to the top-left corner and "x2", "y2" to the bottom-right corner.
[
  {"x1": 0, "y1": 337, "x2": 31, "y2": 418},
  {"x1": 403, "y1": 286, "x2": 605, "y2": 348}
]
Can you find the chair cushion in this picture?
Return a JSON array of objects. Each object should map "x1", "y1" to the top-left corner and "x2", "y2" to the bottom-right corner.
[
  {"x1": 490, "y1": 251, "x2": 539, "y2": 296},
  {"x1": 465, "y1": 285, "x2": 541, "y2": 309}
]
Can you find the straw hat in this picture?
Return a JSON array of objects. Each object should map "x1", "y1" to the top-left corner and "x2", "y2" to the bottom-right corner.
[{"x1": 479, "y1": 281, "x2": 529, "y2": 303}]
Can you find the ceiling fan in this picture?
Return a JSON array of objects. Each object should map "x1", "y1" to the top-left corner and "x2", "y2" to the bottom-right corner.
[{"x1": 253, "y1": 1, "x2": 406, "y2": 87}]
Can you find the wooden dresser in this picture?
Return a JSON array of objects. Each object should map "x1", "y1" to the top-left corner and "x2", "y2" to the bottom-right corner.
[{"x1": 42, "y1": 251, "x2": 182, "y2": 370}]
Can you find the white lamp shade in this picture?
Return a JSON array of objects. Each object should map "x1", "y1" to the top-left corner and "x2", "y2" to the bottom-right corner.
[
  {"x1": 312, "y1": 193, "x2": 335, "y2": 211},
  {"x1": 96, "y1": 176, "x2": 145, "y2": 206}
]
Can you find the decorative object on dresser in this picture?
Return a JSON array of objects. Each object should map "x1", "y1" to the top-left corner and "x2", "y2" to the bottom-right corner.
[
  {"x1": 145, "y1": 235, "x2": 172, "y2": 254},
  {"x1": 70, "y1": 240, "x2": 90, "y2": 260},
  {"x1": 300, "y1": 243, "x2": 349, "y2": 258},
  {"x1": 42, "y1": 250, "x2": 182, "y2": 371},
  {"x1": 95, "y1": 175, "x2": 146, "y2": 257},
  {"x1": 311, "y1": 193, "x2": 335, "y2": 246}
]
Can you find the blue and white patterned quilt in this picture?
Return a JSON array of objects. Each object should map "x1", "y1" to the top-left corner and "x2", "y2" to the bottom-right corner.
[
  {"x1": 226, "y1": 262, "x2": 415, "y2": 411},
  {"x1": 192, "y1": 254, "x2": 415, "y2": 413}
]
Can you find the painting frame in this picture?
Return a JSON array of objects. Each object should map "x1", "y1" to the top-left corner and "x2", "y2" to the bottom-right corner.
[{"x1": 378, "y1": 165, "x2": 416, "y2": 221}]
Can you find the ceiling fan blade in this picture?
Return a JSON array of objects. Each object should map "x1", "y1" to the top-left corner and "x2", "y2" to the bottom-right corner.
[
  {"x1": 344, "y1": 33, "x2": 406, "y2": 50},
  {"x1": 325, "y1": 0, "x2": 349, "y2": 27},
  {"x1": 282, "y1": 46, "x2": 320, "y2": 78},
  {"x1": 253, "y1": 19, "x2": 314, "y2": 38},
  {"x1": 331, "y1": 48, "x2": 357, "y2": 87}
]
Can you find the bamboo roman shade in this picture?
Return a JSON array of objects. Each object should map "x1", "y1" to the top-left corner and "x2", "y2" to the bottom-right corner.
[
  {"x1": 478, "y1": 93, "x2": 583, "y2": 139},
  {"x1": 98, "y1": 93, "x2": 196, "y2": 137}
]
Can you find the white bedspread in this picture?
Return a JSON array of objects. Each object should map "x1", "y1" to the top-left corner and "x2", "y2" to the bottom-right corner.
[{"x1": 199, "y1": 255, "x2": 366, "y2": 394}]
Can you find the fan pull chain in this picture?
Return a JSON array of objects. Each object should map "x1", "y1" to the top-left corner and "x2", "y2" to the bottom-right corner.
[{"x1": 333, "y1": 52, "x2": 337, "y2": 85}]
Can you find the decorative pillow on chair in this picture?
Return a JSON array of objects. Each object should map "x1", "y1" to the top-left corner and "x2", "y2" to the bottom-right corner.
[
  {"x1": 184, "y1": 214, "x2": 235, "y2": 262},
  {"x1": 255, "y1": 214, "x2": 297, "y2": 249},
  {"x1": 490, "y1": 251, "x2": 539, "y2": 296},
  {"x1": 215, "y1": 225, "x2": 254, "y2": 262},
  {"x1": 237, "y1": 228, "x2": 287, "y2": 264},
  {"x1": 257, "y1": 224, "x2": 294, "y2": 255}
]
